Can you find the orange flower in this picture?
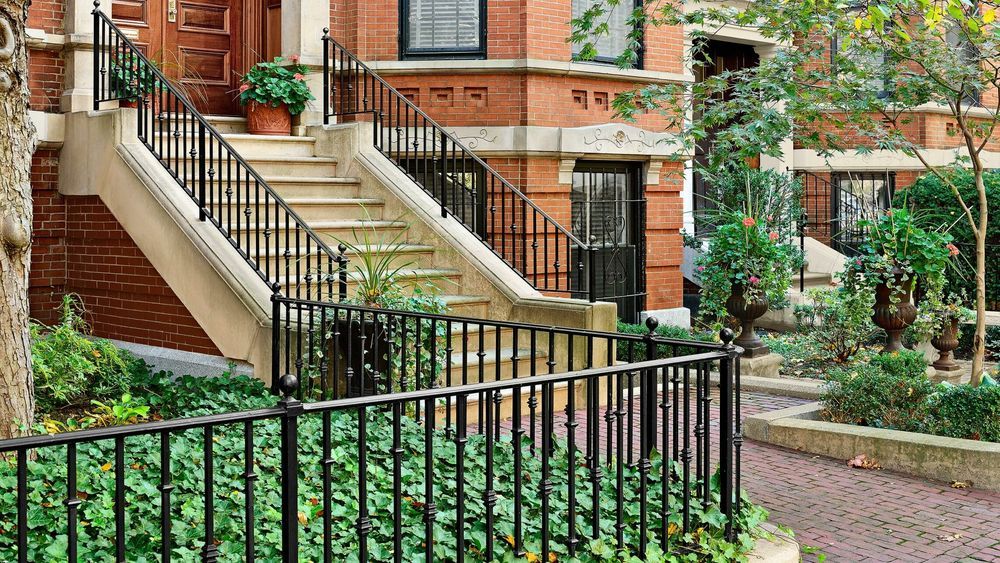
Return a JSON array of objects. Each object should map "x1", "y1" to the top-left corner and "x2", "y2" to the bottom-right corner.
[
  {"x1": 947, "y1": 243, "x2": 960, "y2": 256},
  {"x1": 742, "y1": 217, "x2": 756, "y2": 228}
]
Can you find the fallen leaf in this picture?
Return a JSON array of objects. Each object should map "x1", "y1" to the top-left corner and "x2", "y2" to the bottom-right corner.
[
  {"x1": 100, "y1": 462, "x2": 112, "y2": 472},
  {"x1": 950, "y1": 480, "x2": 971, "y2": 489},
  {"x1": 936, "y1": 533, "x2": 963, "y2": 542},
  {"x1": 846, "y1": 454, "x2": 881, "y2": 470},
  {"x1": 297, "y1": 511, "x2": 308, "y2": 526}
]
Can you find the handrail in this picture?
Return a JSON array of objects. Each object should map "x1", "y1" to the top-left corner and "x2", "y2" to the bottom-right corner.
[
  {"x1": 321, "y1": 31, "x2": 598, "y2": 299},
  {"x1": 93, "y1": 7, "x2": 343, "y2": 303}
]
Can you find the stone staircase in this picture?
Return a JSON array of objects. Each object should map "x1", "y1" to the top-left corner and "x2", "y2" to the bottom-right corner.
[{"x1": 170, "y1": 115, "x2": 549, "y2": 381}]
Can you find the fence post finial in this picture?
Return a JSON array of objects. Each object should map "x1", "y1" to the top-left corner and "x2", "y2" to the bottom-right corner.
[
  {"x1": 720, "y1": 327, "x2": 735, "y2": 349},
  {"x1": 278, "y1": 374, "x2": 300, "y2": 399},
  {"x1": 644, "y1": 315, "x2": 659, "y2": 335}
]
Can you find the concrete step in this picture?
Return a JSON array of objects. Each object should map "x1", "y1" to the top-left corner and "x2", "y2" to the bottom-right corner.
[
  {"x1": 221, "y1": 197, "x2": 383, "y2": 222},
  {"x1": 443, "y1": 347, "x2": 551, "y2": 383},
  {"x1": 240, "y1": 219, "x2": 410, "y2": 251},
  {"x1": 440, "y1": 294, "x2": 491, "y2": 319},
  {"x1": 261, "y1": 243, "x2": 436, "y2": 273},
  {"x1": 265, "y1": 177, "x2": 362, "y2": 199},
  {"x1": 157, "y1": 114, "x2": 248, "y2": 134},
  {"x1": 175, "y1": 155, "x2": 338, "y2": 178},
  {"x1": 153, "y1": 132, "x2": 318, "y2": 158},
  {"x1": 281, "y1": 268, "x2": 462, "y2": 296}
]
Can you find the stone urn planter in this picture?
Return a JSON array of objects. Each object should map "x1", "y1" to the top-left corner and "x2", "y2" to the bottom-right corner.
[
  {"x1": 931, "y1": 317, "x2": 962, "y2": 372},
  {"x1": 872, "y1": 269, "x2": 917, "y2": 353},
  {"x1": 246, "y1": 101, "x2": 292, "y2": 135},
  {"x1": 725, "y1": 283, "x2": 770, "y2": 357}
]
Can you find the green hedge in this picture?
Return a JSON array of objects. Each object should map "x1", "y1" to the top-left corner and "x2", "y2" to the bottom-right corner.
[{"x1": 615, "y1": 321, "x2": 716, "y2": 360}]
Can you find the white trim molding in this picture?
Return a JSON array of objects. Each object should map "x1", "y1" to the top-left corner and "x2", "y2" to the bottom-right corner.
[
  {"x1": 793, "y1": 148, "x2": 1000, "y2": 171},
  {"x1": 365, "y1": 58, "x2": 694, "y2": 85}
]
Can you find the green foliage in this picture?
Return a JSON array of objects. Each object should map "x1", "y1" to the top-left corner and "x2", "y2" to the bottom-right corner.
[
  {"x1": 793, "y1": 287, "x2": 878, "y2": 363},
  {"x1": 822, "y1": 359, "x2": 935, "y2": 431},
  {"x1": 30, "y1": 295, "x2": 148, "y2": 415},
  {"x1": 614, "y1": 321, "x2": 715, "y2": 360},
  {"x1": 237, "y1": 56, "x2": 314, "y2": 115},
  {"x1": 906, "y1": 170, "x2": 1000, "y2": 305},
  {"x1": 822, "y1": 352, "x2": 1000, "y2": 443},
  {"x1": 0, "y1": 374, "x2": 769, "y2": 562},
  {"x1": 927, "y1": 382, "x2": 1000, "y2": 442},
  {"x1": 866, "y1": 349, "x2": 928, "y2": 380},
  {"x1": 845, "y1": 207, "x2": 955, "y2": 301},
  {"x1": 109, "y1": 51, "x2": 162, "y2": 102},
  {"x1": 694, "y1": 168, "x2": 803, "y2": 323}
]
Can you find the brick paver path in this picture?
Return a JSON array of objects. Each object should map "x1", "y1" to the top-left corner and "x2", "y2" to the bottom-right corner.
[{"x1": 739, "y1": 391, "x2": 1000, "y2": 562}]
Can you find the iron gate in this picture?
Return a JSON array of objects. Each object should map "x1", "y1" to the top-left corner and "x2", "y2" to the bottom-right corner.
[{"x1": 571, "y1": 162, "x2": 646, "y2": 322}]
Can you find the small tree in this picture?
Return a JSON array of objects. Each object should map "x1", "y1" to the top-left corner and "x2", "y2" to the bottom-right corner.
[
  {"x1": 572, "y1": 0, "x2": 996, "y2": 383},
  {"x1": 0, "y1": 0, "x2": 37, "y2": 435}
]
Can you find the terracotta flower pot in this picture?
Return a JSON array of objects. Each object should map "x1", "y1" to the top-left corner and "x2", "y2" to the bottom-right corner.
[
  {"x1": 725, "y1": 283, "x2": 770, "y2": 357},
  {"x1": 246, "y1": 101, "x2": 292, "y2": 136},
  {"x1": 872, "y1": 269, "x2": 917, "y2": 354},
  {"x1": 931, "y1": 317, "x2": 962, "y2": 372}
]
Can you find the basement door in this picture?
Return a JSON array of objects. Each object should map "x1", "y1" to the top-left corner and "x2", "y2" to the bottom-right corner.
[
  {"x1": 109, "y1": 0, "x2": 275, "y2": 115},
  {"x1": 571, "y1": 162, "x2": 646, "y2": 323}
]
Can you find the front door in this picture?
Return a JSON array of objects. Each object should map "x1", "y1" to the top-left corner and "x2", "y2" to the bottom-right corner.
[
  {"x1": 111, "y1": 0, "x2": 262, "y2": 114},
  {"x1": 571, "y1": 162, "x2": 646, "y2": 323}
]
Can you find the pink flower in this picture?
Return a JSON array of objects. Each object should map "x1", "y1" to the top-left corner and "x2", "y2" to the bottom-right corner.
[
  {"x1": 749, "y1": 276, "x2": 761, "y2": 285},
  {"x1": 742, "y1": 217, "x2": 756, "y2": 228},
  {"x1": 293, "y1": 73, "x2": 305, "y2": 81},
  {"x1": 855, "y1": 259, "x2": 863, "y2": 266},
  {"x1": 947, "y1": 243, "x2": 960, "y2": 256},
  {"x1": 290, "y1": 54, "x2": 300, "y2": 63},
  {"x1": 239, "y1": 84, "x2": 250, "y2": 93},
  {"x1": 697, "y1": 265, "x2": 705, "y2": 272},
  {"x1": 767, "y1": 215, "x2": 774, "y2": 222},
  {"x1": 769, "y1": 231, "x2": 779, "y2": 241}
]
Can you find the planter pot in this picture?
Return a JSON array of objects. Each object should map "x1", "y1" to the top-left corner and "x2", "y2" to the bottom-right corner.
[
  {"x1": 246, "y1": 101, "x2": 292, "y2": 135},
  {"x1": 932, "y1": 317, "x2": 962, "y2": 372},
  {"x1": 872, "y1": 270, "x2": 917, "y2": 354},
  {"x1": 119, "y1": 98, "x2": 139, "y2": 108},
  {"x1": 725, "y1": 283, "x2": 770, "y2": 358},
  {"x1": 331, "y1": 315, "x2": 391, "y2": 398}
]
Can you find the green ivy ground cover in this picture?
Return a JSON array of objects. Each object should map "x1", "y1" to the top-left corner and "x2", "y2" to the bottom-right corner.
[{"x1": 0, "y1": 373, "x2": 768, "y2": 562}]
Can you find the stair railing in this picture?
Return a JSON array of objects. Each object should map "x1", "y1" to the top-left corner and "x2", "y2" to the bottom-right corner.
[
  {"x1": 93, "y1": 6, "x2": 345, "y2": 304},
  {"x1": 321, "y1": 31, "x2": 598, "y2": 300}
]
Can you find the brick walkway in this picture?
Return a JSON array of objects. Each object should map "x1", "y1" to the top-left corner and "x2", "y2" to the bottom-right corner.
[{"x1": 739, "y1": 392, "x2": 1000, "y2": 562}]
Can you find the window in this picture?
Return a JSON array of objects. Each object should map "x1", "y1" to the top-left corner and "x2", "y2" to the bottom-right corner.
[
  {"x1": 946, "y1": 25, "x2": 981, "y2": 105},
  {"x1": 571, "y1": 0, "x2": 640, "y2": 66},
  {"x1": 831, "y1": 32, "x2": 891, "y2": 98},
  {"x1": 400, "y1": 0, "x2": 485, "y2": 59}
]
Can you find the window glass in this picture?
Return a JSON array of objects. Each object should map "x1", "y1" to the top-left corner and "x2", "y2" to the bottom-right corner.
[
  {"x1": 571, "y1": 0, "x2": 634, "y2": 62},
  {"x1": 406, "y1": 0, "x2": 482, "y2": 53}
]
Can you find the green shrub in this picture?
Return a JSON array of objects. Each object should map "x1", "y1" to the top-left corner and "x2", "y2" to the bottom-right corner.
[
  {"x1": 822, "y1": 362, "x2": 935, "y2": 431},
  {"x1": 866, "y1": 349, "x2": 928, "y2": 379},
  {"x1": 793, "y1": 287, "x2": 878, "y2": 362},
  {"x1": 30, "y1": 295, "x2": 148, "y2": 414},
  {"x1": 615, "y1": 320, "x2": 715, "y2": 360},
  {"x1": 927, "y1": 383, "x2": 1000, "y2": 442}
]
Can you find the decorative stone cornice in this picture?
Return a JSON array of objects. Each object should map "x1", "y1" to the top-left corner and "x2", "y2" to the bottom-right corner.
[{"x1": 365, "y1": 58, "x2": 694, "y2": 85}]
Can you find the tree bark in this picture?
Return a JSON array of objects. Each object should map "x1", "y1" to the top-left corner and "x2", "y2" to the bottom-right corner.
[
  {"x1": 970, "y1": 169, "x2": 988, "y2": 386},
  {"x1": 0, "y1": 0, "x2": 37, "y2": 437}
]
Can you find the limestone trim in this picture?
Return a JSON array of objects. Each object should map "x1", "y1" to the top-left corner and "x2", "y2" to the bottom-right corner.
[
  {"x1": 439, "y1": 124, "x2": 690, "y2": 160},
  {"x1": 29, "y1": 110, "x2": 64, "y2": 148},
  {"x1": 364, "y1": 58, "x2": 695, "y2": 85},
  {"x1": 25, "y1": 28, "x2": 65, "y2": 51},
  {"x1": 793, "y1": 148, "x2": 1000, "y2": 170}
]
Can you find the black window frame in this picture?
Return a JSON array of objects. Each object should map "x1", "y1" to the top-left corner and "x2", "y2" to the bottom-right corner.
[
  {"x1": 399, "y1": 0, "x2": 488, "y2": 60},
  {"x1": 571, "y1": 0, "x2": 644, "y2": 69}
]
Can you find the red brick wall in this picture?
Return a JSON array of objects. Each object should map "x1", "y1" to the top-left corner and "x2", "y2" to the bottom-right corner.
[
  {"x1": 27, "y1": 0, "x2": 66, "y2": 113},
  {"x1": 27, "y1": 0, "x2": 64, "y2": 34},
  {"x1": 29, "y1": 152, "x2": 221, "y2": 355}
]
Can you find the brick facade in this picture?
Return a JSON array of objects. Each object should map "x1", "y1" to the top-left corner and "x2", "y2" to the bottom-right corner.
[{"x1": 28, "y1": 152, "x2": 220, "y2": 355}]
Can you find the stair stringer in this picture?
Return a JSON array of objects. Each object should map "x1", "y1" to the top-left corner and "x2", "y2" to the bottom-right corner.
[{"x1": 59, "y1": 109, "x2": 275, "y2": 380}]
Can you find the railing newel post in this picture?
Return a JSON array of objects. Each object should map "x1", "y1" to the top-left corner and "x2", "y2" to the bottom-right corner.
[
  {"x1": 271, "y1": 284, "x2": 282, "y2": 395},
  {"x1": 337, "y1": 243, "x2": 349, "y2": 302},
  {"x1": 198, "y1": 120, "x2": 206, "y2": 221},
  {"x1": 278, "y1": 373, "x2": 302, "y2": 562},
  {"x1": 587, "y1": 241, "x2": 598, "y2": 303},
  {"x1": 718, "y1": 327, "x2": 739, "y2": 541},
  {"x1": 93, "y1": 2, "x2": 101, "y2": 110},
  {"x1": 322, "y1": 28, "x2": 330, "y2": 125}
]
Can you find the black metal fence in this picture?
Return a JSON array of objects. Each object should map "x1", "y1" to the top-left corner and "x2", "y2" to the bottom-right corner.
[
  {"x1": 93, "y1": 8, "x2": 342, "y2": 304},
  {"x1": 321, "y1": 32, "x2": 599, "y2": 300},
  {"x1": 797, "y1": 170, "x2": 895, "y2": 256},
  {"x1": 0, "y1": 320, "x2": 744, "y2": 561}
]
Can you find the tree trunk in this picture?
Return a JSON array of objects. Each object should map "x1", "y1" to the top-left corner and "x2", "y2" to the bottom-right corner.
[
  {"x1": 0, "y1": 0, "x2": 37, "y2": 437},
  {"x1": 970, "y1": 170, "x2": 988, "y2": 386}
]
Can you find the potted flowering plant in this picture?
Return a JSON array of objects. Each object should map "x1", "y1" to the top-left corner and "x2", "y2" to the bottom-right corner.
[
  {"x1": 845, "y1": 206, "x2": 954, "y2": 353},
  {"x1": 695, "y1": 168, "x2": 802, "y2": 357},
  {"x1": 109, "y1": 51, "x2": 161, "y2": 108},
  {"x1": 912, "y1": 289, "x2": 973, "y2": 374},
  {"x1": 237, "y1": 55, "x2": 314, "y2": 135}
]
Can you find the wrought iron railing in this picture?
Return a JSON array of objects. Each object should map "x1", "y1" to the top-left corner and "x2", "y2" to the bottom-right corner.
[
  {"x1": 797, "y1": 170, "x2": 895, "y2": 257},
  {"x1": 0, "y1": 315, "x2": 743, "y2": 561},
  {"x1": 93, "y1": 8, "x2": 342, "y2": 303},
  {"x1": 272, "y1": 295, "x2": 725, "y2": 401},
  {"x1": 321, "y1": 32, "x2": 598, "y2": 299}
]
